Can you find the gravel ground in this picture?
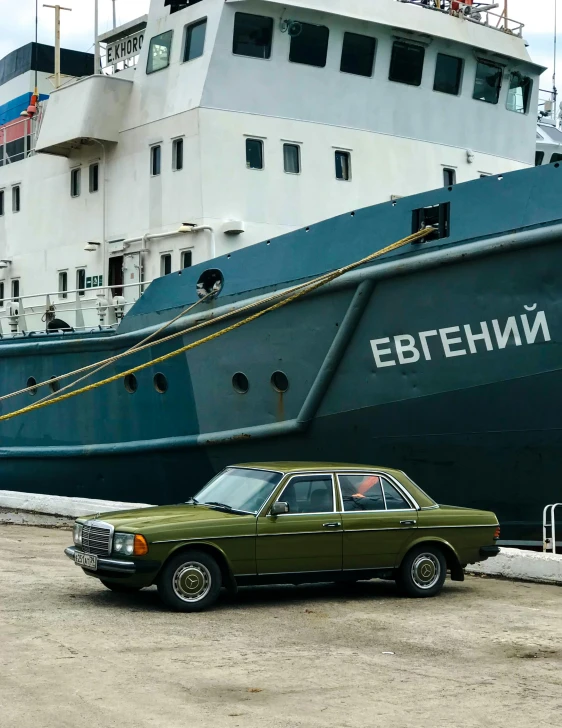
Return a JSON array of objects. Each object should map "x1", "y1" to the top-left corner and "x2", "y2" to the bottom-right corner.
[{"x1": 1, "y1": 525, "x2": 561, "y2": 728}]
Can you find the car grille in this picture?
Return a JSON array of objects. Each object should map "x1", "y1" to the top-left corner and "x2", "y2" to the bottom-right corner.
[{"x1": 82, "y1": 522, "x2": 112, "y2": 555}]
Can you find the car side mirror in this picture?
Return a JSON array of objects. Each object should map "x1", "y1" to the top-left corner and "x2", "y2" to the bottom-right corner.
[{"x1": 271, "y1": 501, "x2": 289, "y2": 516}]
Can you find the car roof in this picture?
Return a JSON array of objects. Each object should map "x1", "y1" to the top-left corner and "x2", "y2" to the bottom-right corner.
[{"x1": 232, "y1": 462, "x2": 404, "y2": 476}]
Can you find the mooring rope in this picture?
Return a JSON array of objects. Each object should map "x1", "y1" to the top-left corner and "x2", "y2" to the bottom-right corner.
[{"x1": 0, "y1": 228, "x2": 431, "y2": 423}]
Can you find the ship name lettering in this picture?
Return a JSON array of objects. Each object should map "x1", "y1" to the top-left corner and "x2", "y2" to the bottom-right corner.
[{"x1": 369, "y1": 308, "x2": 551, "y2": 368}]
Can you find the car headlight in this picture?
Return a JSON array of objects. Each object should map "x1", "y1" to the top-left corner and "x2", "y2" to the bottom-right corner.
[
  {"x1": 113, "y1": 533, "x2": 135, "y2": 556},
  {"x1": 73, "y1": 523, "x2": 83, "y2": 546}
]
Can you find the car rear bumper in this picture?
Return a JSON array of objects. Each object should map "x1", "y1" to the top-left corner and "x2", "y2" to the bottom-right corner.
[{"x1": 479, "y1": 545, "x2": 501, "y2": 560}]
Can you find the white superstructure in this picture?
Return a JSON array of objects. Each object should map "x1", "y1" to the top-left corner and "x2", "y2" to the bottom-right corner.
[{"x1": 0, "y1": 0, "x2": 543, "y2": 333}]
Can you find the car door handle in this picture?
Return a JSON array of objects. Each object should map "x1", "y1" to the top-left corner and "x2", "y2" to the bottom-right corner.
[
  {"x1": 323, "y1": 522, "x2": 342, "y2": 528},
  {"x1": 400, "y1": 520, "x2": 416, "y2": 526}
]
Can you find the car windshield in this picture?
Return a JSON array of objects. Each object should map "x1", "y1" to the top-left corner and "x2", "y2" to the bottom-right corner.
[{"x1": 193, "y1": 468, "x2": 283, "y2": 514}]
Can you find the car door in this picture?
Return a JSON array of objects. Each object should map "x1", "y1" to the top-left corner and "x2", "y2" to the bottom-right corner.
[
  {"x1": 256, "y1": 473, "x2": 343, "y2": 576},
  {"x1": 338, "y1": 472, "x2": 418, "y2": 570}
]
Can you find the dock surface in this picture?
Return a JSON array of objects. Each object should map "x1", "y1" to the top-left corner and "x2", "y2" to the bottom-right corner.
[{"x1": 1, "y1": 525, "x2": 561, "y2": 727}]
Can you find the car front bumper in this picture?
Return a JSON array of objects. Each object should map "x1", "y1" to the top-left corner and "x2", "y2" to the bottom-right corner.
[{"x1": 64, "y1": 546, "x2": 159, "y2": 576}]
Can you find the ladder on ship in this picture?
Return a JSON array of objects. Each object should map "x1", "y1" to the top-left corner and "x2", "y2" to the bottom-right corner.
[{"x1": 543, "y1": 503, "x2": 562, "y2": 554}]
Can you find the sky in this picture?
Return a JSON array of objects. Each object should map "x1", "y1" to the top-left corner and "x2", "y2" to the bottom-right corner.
[{"x1": 0, "y1": 0, "x2": 559, "y2": 88}]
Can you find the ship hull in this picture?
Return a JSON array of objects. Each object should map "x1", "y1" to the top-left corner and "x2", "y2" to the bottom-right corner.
[{"x1": 1, "y1": 167, "x2": 562, "y2": 542}]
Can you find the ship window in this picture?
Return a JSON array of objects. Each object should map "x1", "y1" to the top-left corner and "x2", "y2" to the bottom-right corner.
[
  {"x1": 181, "y1": 250, "x2": 192, "y2": 268},
  {"x1": 124, "y1": 374, "x2": 138, "y2": 393},
  {"x1": 0, "y1": 282, "x2": 3, "y2": 306},
  {"x1": 0, "y1": 190, "x2": 3, "y2": 216},
  {"x1": 246, "y1": 138, "x2": 264, "y2": 169},
  {"x1": 161, "y1": 253, "x2": 172, "y2": 276},
  {"x1": 289, "y1": 23, "x2": 329, "y2": 68},
  {"x1": 443, "y1": 168, "x2": 456, "y2": 186},
  {"x1": 70, "y1": 168, "x2": 81, "y2": 198},
  {"x1": 184, "y1": 18, "x2": 206, "y2": 61},
  {"x1": 389, "y1": 41, "x2": 425, "y2": 86},
  {"x1": 49, "y1": 376, "x2": 60, "y2": 393},
  {"x1": 76, "y1": 268, "x2": 86, "y2": 296},
  {"x1": 154, "y1": 373, "x2": 168, "y2": 393},
  {"x1": 233, "y1": 13, "x2": 273, "y2": 59},
  {"x1": 283, "y1": 143, "x2": 300, "y2": 174},
  {"x1": 335, "y1": 150, "x2": 351, "y2": 181},
  {"x1": 59, "y1": 271, "x2": 68, "y2": 299},
  {"x1": 12, "y1": 185, "x2": 20, "y2": 212},
  {"x1": 147, "y1": 30, "x2": 173, "y2": 74},
  {"x1": 232, "y1": 372, "x2": 249, "y2": 394},
  {"x1": 150, "y1": 145, "x2": 161, "y2": 176},
  {"x1": 340, "y1": 32, "x2": 376, "y2": 77},
  {"x1": 507, "y1": 71, "x2": 532, "y2": 114},
  {"x1": 550, "y1": 153, "x2": 562, "y2": 164},
  {"x1": 27, "y1": 377, "x2": 37, "y2": 396},
  {"x1": 473, "y1": 60, "x2": 502, "y2": 104},
  {"x1": 535, "y1": 151, "x2": 544, "y2": 166},
  {"x1": 11, "y1": 279, "x2": 20, "y2": 303},
  {"x1": 434, "y1": 53, "x2": 463, "y2": 95},
  {"x1": 172, "y1": 138, "x2": 184, "y2": 170},
  {"x1": 89, "y1": 163, "x2": 99, "y2": 193}
]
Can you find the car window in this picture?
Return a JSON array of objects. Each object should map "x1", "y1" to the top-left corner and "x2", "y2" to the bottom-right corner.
[
  {"x1": 277, "y1": 475, "x2": 333, "y2": 513},
  {"x1": 195, "y1": 468, "x2": 283, "y2": 513},
  {"x1": 381, "y1": 477, "x2": 412, "y2": 510},
  {"x1": 339, "y1": 474, "x2": 385, "y2": 511}
]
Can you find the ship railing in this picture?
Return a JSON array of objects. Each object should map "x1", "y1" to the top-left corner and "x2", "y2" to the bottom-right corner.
[
  {"x1": 397, "y1": 1, "x2": 524, "y2": 38},
  {"x1": 0, "y1": 277, "x2": 154, "y2": 337},
  {"x1": 0, "y1": 102, "x2": 46, "y2": 165},
  {"x1": 543, "y1": 503, "x2": 562, "y2": 554}
]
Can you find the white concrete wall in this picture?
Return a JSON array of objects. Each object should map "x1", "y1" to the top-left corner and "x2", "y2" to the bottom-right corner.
[{"x1": 467, "y1": 548, "x2": 562, "y2": 586}]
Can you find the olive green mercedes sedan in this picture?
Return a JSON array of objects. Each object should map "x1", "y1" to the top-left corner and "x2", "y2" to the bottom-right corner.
[{"x1": 65, "y1": 463, "x2": 500, "y2": 612}]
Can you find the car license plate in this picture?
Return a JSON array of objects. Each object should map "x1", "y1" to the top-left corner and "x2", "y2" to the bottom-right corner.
[{"x1": 75, "y1": 551, "x2": 98, "y2": 571}]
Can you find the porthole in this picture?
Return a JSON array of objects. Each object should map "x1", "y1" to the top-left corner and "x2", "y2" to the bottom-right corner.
[
  {"x1": 153, "y1": 372, "x2": 168, "y2": 393},
  {"x1": 232, "y1": 372, "x2": 249, "y2": 394},
  {"x1": 124, "y1": 374, "x2": 138, "y2": 393},
  {"x1": 27, "y1": 377, "x2": 38, "y2": 396},
  {"x1": 49, "y1": 376, "x2": 60, "y2": 393},
  {"x1": 271, "y1": 371, "x2": 289, "y2": 393}
]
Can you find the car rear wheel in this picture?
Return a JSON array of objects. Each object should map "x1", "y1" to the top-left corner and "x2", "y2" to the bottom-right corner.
[
  {"x1": 100, "y1": 580, "x2": 142, "y2": 593},
  {"x1": 396, "y1": 545, "x2": 446, "y2": 598},
  {"x1": 157, "y1": 550, "x2": 222, "y2": 612}
]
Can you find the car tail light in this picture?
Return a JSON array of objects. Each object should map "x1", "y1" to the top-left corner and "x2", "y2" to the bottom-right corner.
[
  {"x1": 134, "y1": 534, "x2": 149, "y2": 555},
  {"x1": 494, "y1": 525, "x2": 500, "y2": 540}
]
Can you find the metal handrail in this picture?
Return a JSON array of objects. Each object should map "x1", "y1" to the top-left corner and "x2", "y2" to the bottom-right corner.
[
  {"x1": 397, "y1": 1, "x2": 524, "y2": 38},
  {"x1": 0, "y1": 277, "x2": 153, "y2": 307},
  {"x1": 543, "y1": 503, "x2": 562, "y2": 554}
]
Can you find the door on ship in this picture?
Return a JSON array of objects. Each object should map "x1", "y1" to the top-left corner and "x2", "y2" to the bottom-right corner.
[
  {"x1": 108, "y1": 255, "x2": 124, "y2": 298},
  {"x1": 123, "y1": 252, "x2": 142, "y2": 302}
]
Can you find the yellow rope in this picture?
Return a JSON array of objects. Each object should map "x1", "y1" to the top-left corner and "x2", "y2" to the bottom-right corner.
[
  {"x1": 0, "y1": 268, "x2": 335, "y2": 403},
  {"x1": 31, "y1": 292, "x2": 214, "y2": 407},
  {"x1": 0, "y1": 228, "x2": 430, "y2": 423}
]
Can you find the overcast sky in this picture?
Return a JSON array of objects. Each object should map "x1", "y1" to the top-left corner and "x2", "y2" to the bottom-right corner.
[{"x1": 0, "y1": 0, "x2": 559, "y2": 88}]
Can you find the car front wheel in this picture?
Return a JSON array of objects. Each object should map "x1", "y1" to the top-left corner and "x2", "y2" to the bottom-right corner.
[
  {"x1": 157, "y1": 550, "x2": 222, "y2": 612},
  {"x1": 396, "y1": 545, "x2": 447, "y2": 598}
]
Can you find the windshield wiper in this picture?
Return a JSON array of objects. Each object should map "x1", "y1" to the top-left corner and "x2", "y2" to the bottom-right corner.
[
  {"x1": 202, "y1": 501, "x2": 250, "y2": 515},
  {"x1": 185, "y1": 497, "x2": 199, "y2": 505}
]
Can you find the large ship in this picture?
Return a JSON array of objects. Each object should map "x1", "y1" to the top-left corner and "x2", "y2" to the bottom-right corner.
[{"x1": 0, "y1": 0, "x2": 557, "y2": 541}]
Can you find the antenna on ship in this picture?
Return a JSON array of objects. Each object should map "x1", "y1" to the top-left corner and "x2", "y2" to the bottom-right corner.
[{"x1": 43, "y1": 4, "x2": 72, "y2": 89}]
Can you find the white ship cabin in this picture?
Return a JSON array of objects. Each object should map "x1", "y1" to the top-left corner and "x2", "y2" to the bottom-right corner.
[{"x1": 0, "y1": 0, "x2": 543, "y2": 334}]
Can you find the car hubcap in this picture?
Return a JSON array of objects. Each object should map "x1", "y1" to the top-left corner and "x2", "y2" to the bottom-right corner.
[
  {"x1": 172, "y1": 561, "x2": 211, "y2": 602},
  {"x1": 411, "y1": 553, "x2": 441, "y2": 590}
]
